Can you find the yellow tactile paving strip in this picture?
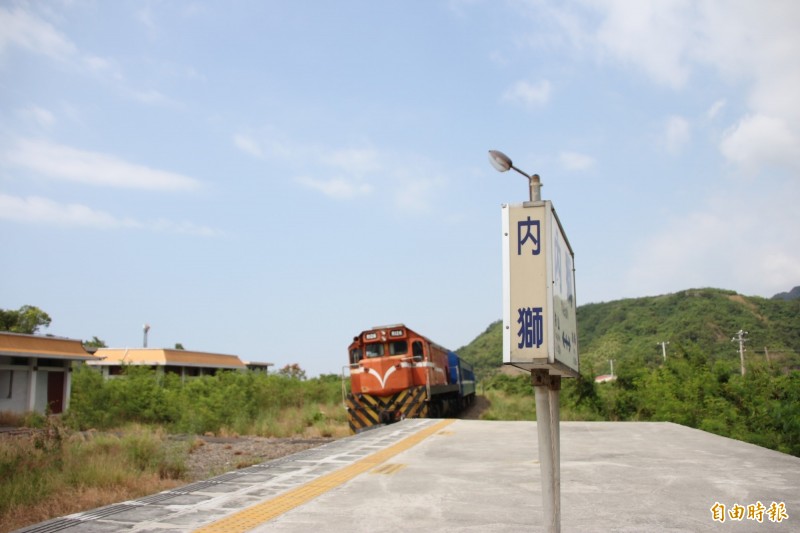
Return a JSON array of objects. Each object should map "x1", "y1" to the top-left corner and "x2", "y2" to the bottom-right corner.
[{"x1": 195, "y1": 419, "x2": 455, "y2": 533}]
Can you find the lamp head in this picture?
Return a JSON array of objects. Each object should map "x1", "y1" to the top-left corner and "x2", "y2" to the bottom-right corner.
[{"x1": 488, "y1": 150, "x2": 513, "y2": 173}]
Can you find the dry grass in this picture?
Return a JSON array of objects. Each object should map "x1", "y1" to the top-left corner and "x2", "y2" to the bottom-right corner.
[
  {"x1": 1, "y1": 477, "x2": 183, "y2": 533},
  {"x1": 0, "y1": 404, "x2": 350, "y2": 532},
  {"x1": 0, "y1": 422, "x2": 189, "y2": 533},
  {"x1": 243, "y1": 403, "x2": 350, "y2": 439}
]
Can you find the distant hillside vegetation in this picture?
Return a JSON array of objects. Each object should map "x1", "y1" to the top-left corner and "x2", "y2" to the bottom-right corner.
[
  {"x1": 773, "y1": 286, "x2": 800, "y2": 301},
  {"x1": 458, "y1": 287, "x2": 800, "y2": 378},
  {"x1": 456, "y1": 287, "x2": 800, "y2": 456}
]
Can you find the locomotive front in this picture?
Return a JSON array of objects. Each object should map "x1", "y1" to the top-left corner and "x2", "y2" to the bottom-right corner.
[{"x1": 345, "y1": 324, "x2": 451, "y2": 432}]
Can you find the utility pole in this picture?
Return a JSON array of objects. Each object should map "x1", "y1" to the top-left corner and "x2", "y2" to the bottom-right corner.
[
  {"x1": 732, "y1": 329, "x2": 748, "y2": 376},
  {"x1": 143, "y1": 323, "x2": 151, "y2": 348},
  {"x1": 658, "y1": 341, "x2": 669, "y2": 362}
]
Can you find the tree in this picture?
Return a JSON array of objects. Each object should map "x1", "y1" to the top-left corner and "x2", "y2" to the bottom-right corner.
[
  {"x1": 174, "y1": 343, "x2": 185, "y2": 350},
  {"x1": 83, "y1": 336, "x2": 108, "y2": 349},
  {"x1": 0, "y1": 305, "x2": 52, "y2": 334},
  {"x1": 277, "y1": 363, "x2": 307, "y2": 380}
]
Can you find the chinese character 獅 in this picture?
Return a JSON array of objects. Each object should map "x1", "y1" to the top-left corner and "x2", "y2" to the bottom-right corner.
[{"x1": 517, "y1": 307, "x2": 543, "y2": 349}]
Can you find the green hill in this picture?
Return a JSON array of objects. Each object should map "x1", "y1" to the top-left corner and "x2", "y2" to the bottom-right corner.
[{"x1": 456, "y1": 287, "x2": 800, "y2": 456}]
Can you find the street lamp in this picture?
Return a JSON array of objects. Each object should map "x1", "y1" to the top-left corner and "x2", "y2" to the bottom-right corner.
[
  {"x1": 492, "y1": 148, "x2": 563, "y2": 533},
  {"x1": 488, "y1": 149, "x2": 542, "y2": 202}
]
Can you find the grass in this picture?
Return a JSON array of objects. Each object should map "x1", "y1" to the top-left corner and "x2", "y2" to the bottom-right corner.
[
  {"x1": 3, "y1": 394, "x2": 553, "y2": 532},
  {"x1": 479, "y1": 390, "x2": 536, "y2": 421},
  {"x1": 0, "y1": 420, "x2": 188, "y2": 533},
  {"x1": 245, "y1": 403, "x2": 351, "y2": 439},
  {"x1": 0, "y1": 403, "x2": 351, "y2": 533}
]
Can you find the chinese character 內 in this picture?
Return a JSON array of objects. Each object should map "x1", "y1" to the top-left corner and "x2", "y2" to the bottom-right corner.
[
  {"x1": 517, "y1": 307, "x2": 543, "y2": 349},
  {"x1": 517, "y1": 217, "x2": 540, "y2": 256}
]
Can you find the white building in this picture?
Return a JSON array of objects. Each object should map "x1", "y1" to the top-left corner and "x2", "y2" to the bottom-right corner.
[{"x1": 0, "y1": 332, "x2": 97, "y2": 415}]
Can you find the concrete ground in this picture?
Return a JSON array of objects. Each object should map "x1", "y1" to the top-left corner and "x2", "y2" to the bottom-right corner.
[{"x1": 15, "y1": 419, "x2": 799, "y2": 532}]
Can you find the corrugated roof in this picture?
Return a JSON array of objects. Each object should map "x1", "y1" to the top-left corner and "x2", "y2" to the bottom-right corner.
[
  {"x1": 91, "y1": 348, "x2": 246, "y2": 369},
  {"x1": 0, "y1": 332, "x2": 96, "y2": 360}
]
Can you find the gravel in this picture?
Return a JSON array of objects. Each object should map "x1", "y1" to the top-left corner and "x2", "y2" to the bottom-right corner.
[
  {"x1": 184, "y1": 436, "x2": 334, "y2": 481},
  {"x1": 182, "y1": 397, "x2": 490, "y2": 481}
]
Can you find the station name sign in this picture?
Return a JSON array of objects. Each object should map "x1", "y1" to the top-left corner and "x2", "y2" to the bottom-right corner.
[{"x1": 502, "y1": 201, "x2": 579, "y2": 376}]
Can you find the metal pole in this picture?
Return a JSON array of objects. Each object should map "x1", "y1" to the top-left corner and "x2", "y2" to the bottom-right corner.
[
  {"x1": 530, "y1": 174, "x2": 542, "y2": 203},
  {"x1": 533, "y1": 369, "x2": 559, "y2": 533},
  {"x1": 549, "y1": 375, "x2": 561, "y2": 530}
]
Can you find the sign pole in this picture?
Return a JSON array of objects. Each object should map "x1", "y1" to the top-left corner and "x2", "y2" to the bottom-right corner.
[
  {"x1": 492, "y1": 149, "x2": 576, "y2": 533},
  {"x1": 533, "y1": 370, "x2": 561, "y2": 533}
]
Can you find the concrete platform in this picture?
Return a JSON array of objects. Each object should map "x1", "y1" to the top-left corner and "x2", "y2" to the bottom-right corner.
[{"x1": 15, "y1": 419, "x2": 799, "y2": 532}]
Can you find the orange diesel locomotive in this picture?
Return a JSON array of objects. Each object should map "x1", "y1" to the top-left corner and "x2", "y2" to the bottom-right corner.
[{"x1": 345, "y1": 324, "x2": 476, "y2": 433}]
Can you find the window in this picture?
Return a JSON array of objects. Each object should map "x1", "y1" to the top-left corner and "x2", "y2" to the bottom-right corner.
[
  {"x1": 389, "y1": 341, "x2": 407, "y2": 356},
  {"x1": 365, "y1": 343, "x2": 384, "y2": 358},
  {"x1": 350, "y1": 348, "x2": 362, "y2": 364},
  {"x1": 412, "y1": 341, "x2": 424, "y2": 359}
]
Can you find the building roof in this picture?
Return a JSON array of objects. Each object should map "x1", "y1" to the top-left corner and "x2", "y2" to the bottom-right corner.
[
  {"x1": 90, "y1": 348, "x2": 246, "y2": 370},
  {"x1": 594, "y1": 374, "x2": 617, "y2": 383},
  {"x1": 241, "y1": 360, "x2": 274, "y2": 368},
  {"x1": 0, "y1": 331, "x2": 96, "y2": 360}
]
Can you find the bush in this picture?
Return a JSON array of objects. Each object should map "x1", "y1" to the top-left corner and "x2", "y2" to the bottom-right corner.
[{"x1": 66, "y1": 367, "x2": 347, "y2": 438}]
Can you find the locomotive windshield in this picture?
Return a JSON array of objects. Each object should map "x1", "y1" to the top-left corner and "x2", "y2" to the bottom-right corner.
[
  {"x1": 363, "y1": 341, "x2": 408, "y2": 358},
  {"x1": 365, "y1": 343, "x2": 384, "y2": 358},
  {"x1": 389, "y1": 341, "x2": 407, "y2": 355}
]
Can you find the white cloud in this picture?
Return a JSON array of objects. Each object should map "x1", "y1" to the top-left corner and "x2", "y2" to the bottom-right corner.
[
  {"x1": 294, "y1": 176, "x2": 372, "y2": 199},
  {"x1": 502, "y1": 80, "x2": 552, "y2": 108},
  {"x1": 707, "y1": 99, "x2": 726, "y2": 119},
  {"x1": 591, "y1": 0, "x2": 695, "y2": 89},
  {"x1": 665, "y1": 116, "x2": 690, "y2": 155},
  {"x1": 0, "y1": 6, "x2": 171, "y2": 108},
  {"x1": 234, "y1": 128, "x2": 448, "y2": 211},
  {"x1": 82, "y1": 55, "x2": 123, "y2": 80},
  {"x1": 233, "y1": 134, "x2": 264, "y2": 158},
  {"x1": 528, "y1": 1, "x2": 800, "y2": 174},
  {"x1": 4, "y1": 139, "x2": 202, "y2": 191},
  {"x1": 233, "y1": 130, "x2": 299, "y2": 160},
  {"x1": 0, "y1": 6, "x2": 77, "y2": 60},
  {"x1": 0, "y1": 193, "x2": 221, "y2": 236},
  {"x1": 393, "y1": 175, "x2": 446, "y2": 213},
  {"x1": 720, "y1": 114, "x2": 800, "y2": 172},
  {"x1": 559, "y1": 151, "x2": 595, "y2": 171},
  {"x1": 323, "y1": 148, "x2": 381, "y2": 176},
  {"x1": 19, "y1": 106, "x2": 55, "y2": 129},
  {"x1": 129, "y1": 89, "x2": 172, "y2": 106},
  {"x1": 626, "y1": 182, "x2": 800, "y2": 298},
  {"x1": 0, "y1": 193, "x2": 138, "y2": 229}
]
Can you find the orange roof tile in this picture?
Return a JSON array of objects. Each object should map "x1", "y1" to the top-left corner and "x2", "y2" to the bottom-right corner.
[
  {"x1": 91, "y1": 348, "x2": 246, "y2": 369},
  {"x1": 0, "y1": 332, "x2": 96, "y2": 360}
]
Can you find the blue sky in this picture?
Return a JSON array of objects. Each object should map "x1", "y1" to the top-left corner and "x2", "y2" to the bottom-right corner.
[{"x1": 1, "y1": 1, "x2": 798, "y2": 376}]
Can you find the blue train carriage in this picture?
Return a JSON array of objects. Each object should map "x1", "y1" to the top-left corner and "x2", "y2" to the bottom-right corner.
[{"x1": 447, "y1": 351, "x2": 476, "y2": 411}]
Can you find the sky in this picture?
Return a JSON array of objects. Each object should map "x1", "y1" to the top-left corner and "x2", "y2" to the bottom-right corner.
[{"x1": 1, "y1": 1, "x2": 798, "y2": 376}]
